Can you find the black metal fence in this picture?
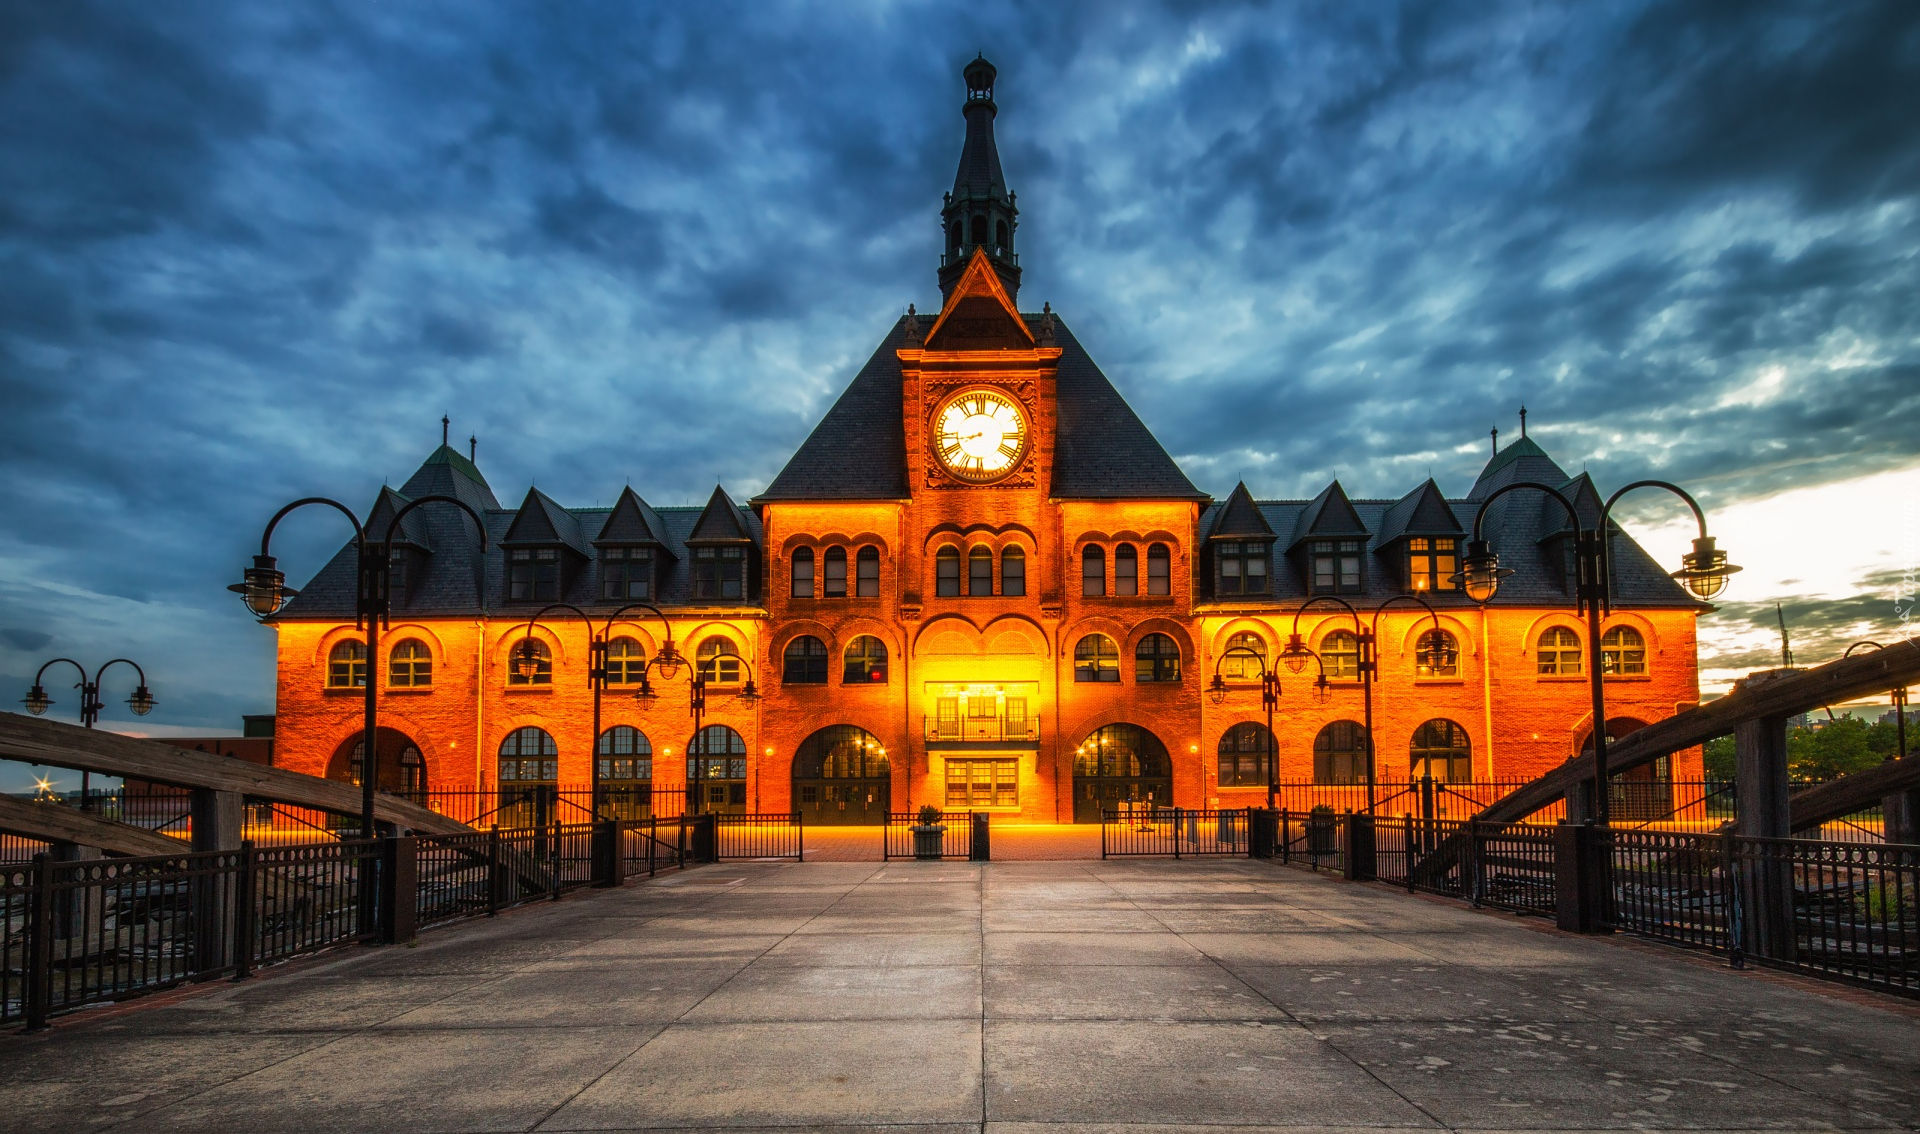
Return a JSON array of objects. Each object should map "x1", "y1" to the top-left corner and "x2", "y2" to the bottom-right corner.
[
  {"x1": 716, "y1": 814, "x2": 804, "y2": 861},
  {"x1": 882, "y1": 812, "x2": 976, "y2": 860},
  {"x1": 1374, "y1": 816, "x2": 1558, "y2": 918},
  {"x1": 1101, "y1": 808, "x2": 1249, "y2": 857}
]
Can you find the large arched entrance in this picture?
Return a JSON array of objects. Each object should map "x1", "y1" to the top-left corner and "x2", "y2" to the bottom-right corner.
[
  {"x1": 325, "y1": 727, "x2": 428, "y2": 803},
  {"x1": 1581, "y1": 717, "x2": 1665, "y2": 818},
  {"x1": 792, "y1": 726, "x2": 890, "y2": 825},
  {"x1": 687, "y1": 724, "x2": 748, "y2": 815},
  {"x1": 1073, "y1": 724, "x2": 1172, "y2": 823}
]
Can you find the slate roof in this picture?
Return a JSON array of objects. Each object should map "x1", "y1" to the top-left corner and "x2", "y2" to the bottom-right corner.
[
  {"x1": 689, "y1": 485, "x2": 756, "y2": 543},
  {"x1": 276, "y1": 449, "x2": 765, "y2": 620},
  {"x1": 1209, "y1": 482, "x2": 1274, "y2": 540},
  {"x1": 755, "y1": 313, "x2": 1204, "y2": 503},
  {"x1": 1197, "y1": 438, "x2": 1707, "y2": 610},
  {"x1": 595, "y1": 487, "x2": 672, "y2": 548},
  {"x1": 953, "y1": 91, "x2": 1006, "y2": 201}
]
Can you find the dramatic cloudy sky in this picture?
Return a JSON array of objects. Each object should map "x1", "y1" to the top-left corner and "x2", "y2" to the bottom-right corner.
[{"x1": 2, "y1": 0, "x2": 1916, "y2": 745}]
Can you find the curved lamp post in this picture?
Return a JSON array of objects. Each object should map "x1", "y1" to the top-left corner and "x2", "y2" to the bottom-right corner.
[
  {"x1": 232, "y1": 493, "x2": 487, "y2": 839},
  {"x1": 626, "y1": 624, "x2": 757, "y2": 816},
  {"x1": 511, "y1": 601, "x2": 688, "y2": 818},
  {"x1": 22, "y1": 657, "x2": 154, "y2": 810},
  {"x1": 1843, "y1": 641, "x2": 1907, "y2": 760},
  {"x1": 1207, "y1": 645, "x2": 1282, "y2": 810},
  {"x1": 1279, "y1": 596, "x2": 1377, "y2": 807},
  {"x1": 1370, "y1": 595, "x2": 1451, "y2": 816},
  {"x1": 1451, "y1": 479, "x2": 1738, "y2": 823}
]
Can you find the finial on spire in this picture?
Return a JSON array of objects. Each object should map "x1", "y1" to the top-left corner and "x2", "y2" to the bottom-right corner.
[
  {"x1": 1491, "y1": 426, "x2": 1499, "y2": 456},
  {"x1": 469, "y1": 435, "x2": 477, "y2": 463},
  {"x1": 1519, "y1": 405, "x2": 1527, "y2": 438},
  {"x1": 442, "y1": 414, "x2": 450, "y2": 447}
]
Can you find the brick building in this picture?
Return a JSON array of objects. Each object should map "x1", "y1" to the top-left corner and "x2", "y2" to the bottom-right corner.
[{"x1": 267, "y1": 58, "x2": 1706, "y2": 823}]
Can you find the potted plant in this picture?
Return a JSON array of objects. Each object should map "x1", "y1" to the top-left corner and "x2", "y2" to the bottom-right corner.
[
  {"x1": 1307, "y1": 804, "x2": 1338, "y2": 858},
  {"x1": 911, "y1": 804, "x2": 946, "y2": 860}
]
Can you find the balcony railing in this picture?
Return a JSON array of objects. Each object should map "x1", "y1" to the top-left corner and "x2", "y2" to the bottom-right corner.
[
  {"x1": 940, "y1": 245, "x2": 1018, "y2": 269},
  {"x1": 924, "y1": 713, "x2": 1041, "y2": 743}
]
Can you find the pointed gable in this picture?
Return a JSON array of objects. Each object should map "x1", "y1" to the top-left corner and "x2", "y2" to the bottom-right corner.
[
  {"x1": 688, "y1": 485, "x2": 754, "y2": 544},
  {"x1": 502, "y1": 487, "x2": 589, "y2": 555},
  {"x1": 366, "y1": 486, "x2": 432, "y2": 549},
  {"x1": 1288, "y1": 480, "x2": 1369, "y2": 550},
  {"x1": 1377, "y1": 479, "x2": 1464, "y2": 545},
  {"x1": 595, "y1": 486, "x2": 670, "y2": 550},
  {"x1": 1209, "y1": 482, "x2": 1274, "y2": 540},
  {"x1": 924, "y1": 248, "x2": 1033, "y2": 351}
]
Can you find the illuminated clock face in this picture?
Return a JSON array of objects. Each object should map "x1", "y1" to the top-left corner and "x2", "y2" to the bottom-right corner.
[{"x1": 934, "y1": 389, "x2": 1028, "y2": 482}]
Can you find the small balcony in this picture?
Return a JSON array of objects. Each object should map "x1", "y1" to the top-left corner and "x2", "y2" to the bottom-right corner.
[
  {"x1": 940, "y1": 245, "x2": 1019, "y2": 269},
  {"x1": 924, "y1": 712, "x2": 1041, "y2": 746}
]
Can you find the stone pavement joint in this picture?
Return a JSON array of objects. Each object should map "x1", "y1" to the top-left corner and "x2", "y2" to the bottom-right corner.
[{"x1": 3, "y1": 859, "x2": 1916, "y2": 1134}]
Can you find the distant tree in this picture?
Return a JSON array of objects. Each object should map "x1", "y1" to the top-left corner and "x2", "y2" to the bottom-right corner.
[
  {"x1": 1703, "y1": 735, "x2": 1735, "y2": 780},
  {"x1": 1864, "y1": 717, "x2": 1902, "y2": 759},
  {"x1": 1786, "y1": 718, "x2": 1879, "y2": 780}
]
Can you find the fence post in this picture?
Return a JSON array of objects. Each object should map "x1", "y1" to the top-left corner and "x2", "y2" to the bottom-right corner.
[
  {"x1": 970, "y1": 811, "x2": 991, "y2": 861},
  {"x1": 694, "y1": 813, "x2": 718, "y2": 863},
  {"x1": 1344, "y1": 812, "x2": 1375, "y2": 882},
  {"x1": 191, "y1": 788, "x2": 244, "y2": 972},
  {"x1": 24, "y1": 853, "x2": 53, "y2": 1033},
  {"x1": 1404, "y1": 816, "x2": 1416, "y2": 893},
  {"x1": 380, "y1": 835, "x2": 417, "y2": 945},
  {"x1": 1249, "y1": 808, "x2": 1276, "y2": 860},
  {"x1": 1466, "y1": 821, "x2": 1484, "y2": 908},
  {"x1": 594, "y1": 820, "x2": 624, "y2": 888},
  {"x1": 231, "y1": 840, "x2": 257, "y2": 980},
  {"x1": 1554, "y1": 821, "x2": 1608, "y2": 933},
  {"x1": 486, "y1": 825, "x2": 501, "y2": 916},
  {"x1": 1280, "y1": 810, "x2": 1291, "y2": 864},
  {"x1": 1719, "y1": 821, "x2": 1744, "y2": 969}
]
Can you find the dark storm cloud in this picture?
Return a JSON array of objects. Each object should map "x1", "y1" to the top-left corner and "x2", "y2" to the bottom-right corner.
[{"x1": 0, "y1": 0, "x2": 1913, "y2": 728}]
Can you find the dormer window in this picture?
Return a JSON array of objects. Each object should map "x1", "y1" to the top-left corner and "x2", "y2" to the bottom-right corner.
[
  {"x1": 1310, "y1": 540, "x2": 1362, "y2": 594},
  {"x1": 1406, "y1": 538, "x2": 1458, "y2": 592},
  {"x1": 1216, "y1": 542, "x2": 1268, "y2": 595},
  {"x1": 388, "y1": 547, "x2": 415, "y2": 604},
  {"x1": 601, "y1": 547, "x2": 653, "y2": 600},
  {"x1": 694, "y1": 546, "x2": 746, "y2": 601},
  {"x1": 509, "y1": 548, "x2": 560, "y2": 601}
]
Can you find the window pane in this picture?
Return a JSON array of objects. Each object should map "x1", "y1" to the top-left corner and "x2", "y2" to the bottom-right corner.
[
  {"x1": 936, "y1": 549, "x2": 960, "y2": 597},
  {"x1": 1001, "y1": 549, "x2": 1025, "y2": 596},
  {"x1": 856, "y1": 547, "x2": 880, "y2": 597},
  {"x1": 1081, "y1": 547, "x2": 1105, "y2": 597},
  {"x1": 1114, "y1": 545, "x2": 1137, "y2": 596},
  {"x1": 968, "y1": 547, "x2": 992, "y2": 596},
  {"x1": 824, "y1": 548, "x2": 846, "y2": 597},
  {"x1": 1147, "y1": 544, "x2": 1170, "y2": 595},
  {"x1": 791, "y1": 549, "x2": 814, "y2": 598}
]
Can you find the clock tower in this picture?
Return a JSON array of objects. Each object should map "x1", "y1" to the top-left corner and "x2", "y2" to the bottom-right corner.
[{"x1": 939, "y1": 55, "x2": 1021, "y2": 304}]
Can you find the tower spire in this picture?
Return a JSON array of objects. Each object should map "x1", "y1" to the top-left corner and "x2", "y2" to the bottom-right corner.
[{"x1": 939, "y1": 55, "x2": 1020, "y2": 305}]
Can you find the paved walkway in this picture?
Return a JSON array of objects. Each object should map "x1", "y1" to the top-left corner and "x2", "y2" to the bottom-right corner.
[
  {"x1": 803, "y1": 823, "x2": 1102, "y2": 860},
  {"x1": 4, "y1": 860, "x2": 1917, "y2": 1133}
]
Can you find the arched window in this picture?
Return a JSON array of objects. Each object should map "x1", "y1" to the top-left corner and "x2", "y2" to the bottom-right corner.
[
  {"x1": 1114, "y1": 544, "x2": 1138, "y2": 596},
  {"x1": 1538, "y1": 626, "x2": 1582, "y2": 676},
  {"x1": 604, "y1": 637, "x2": 646, "y2": 685},
  {"x1": 1073, "y1": 634, "x2": 1120, "y2": 683},
  {"x1": 790, "y1": 548, "x2": 815, "y2": 598},
  {"x1": 1410, "y1": 719, "x2": 1472, "y2": 782},
  {"x1": 1135, "y1": 633, "x2": 1181, "y2": 682},
  {"x1": 968, "y1": 546, "x2": 993, "y2": 596},
  {"x1": 1415, "y1": 629, "x2": 1459, "y2": 678},
  {"x1": 687, "y1": 724, "x2": 748, "y2": 813},
  {"x1": 1072, "y1": 725, "x2": 1173, "y2": 819},
  {"x1": 1218, "y1": 722, "x2": 1272, "y2": 787},
  {"x1": 498, "y1": 726, "x2": 557, "y2": 783},
  {"x1": 782, "y1": 636, "x2": 828, "y2": 684},
  {"x1": 948, "y1": 221, "x2": 961, "y2": 253},
  {"x1": 1321, "y1": 631, "x2": 1360, "y2": 679},
  {"x1": 1001, "y1": 546, "x2": 1026, "y2": 596},
  {"x1": 1147, "y1": 543, "x2": 1171, "y2": 595},
  {"x1": 995, "y1": 218, "x2": 1008, "y2": 248},
  {"x1": 794, "y1": 725, "x2": 889, "y2": 779},
  {"x1": 388, "y1": 639, "x2": 431, "y2": 687},
  {"x1": 1221, "y1": 631, "x2": 1267, "y2": 680},
  {"x1": 345, "y1": 739, "x2": 425, "y2": 798},
  {"x1": 506, "y1": 639, "x2": 552, "y2": 686},
  {"x1": 1313, "y1": 721, "x2": 1369, "y2": 785},
  {"x1": 824, "y1": 546, "x2": 848, "y2": 598},
  {"x1": 971, "y1": 213, "x2": 988, "y2": 244},
  {"x1": 327, "y1": 640, "x2": 366, "y2": 688},
  {"x1": 844, "y1": 635, "x2": 888, "y2": 683},
  {"x1": 936, "y1": 546, "x2": 961, "y2": 597},
  {"x1": 697, "y1": 637, "x2": 742, "y2": 683},
  {"x1": 396, "y1": 746, "x2": 425, "y2": 803},
  {"x1": 856, "y1": 546, "x2": 880, "y2": 597},
  {"x1": 1082, "y1": 545, "x2": 1105, "y2": 597},
  {"x1": 597, "y1": 725, "x2": 652, "y2": 818},
  {"x1": 1602, "y1": 626, "x2": 1647, "y2": 675}
]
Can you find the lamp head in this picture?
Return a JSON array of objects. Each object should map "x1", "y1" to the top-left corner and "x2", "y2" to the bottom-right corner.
[
  {"x1": 633, "y1": 671, "x2": 656, "y2": 701},
  {"x1": 21, "y1": 684, "x2": 51, "y2": 715},
  {"x1": 1207, "y1": 673, "x2": 1228, "y2": 706},
  {"x1": 230, "y1": 554, "x2": 294, "y2": 617},
  {"x1": 1674, "y1": 535, "x2": 1740, "y2": 600},
  {"x1": 1452, "y1": 539, "x2": 1510, "y2": 604},
  {"x1": 1280, "y1": 633, "x2": 1311, "y2": 674},
  {"x1": 1311, "y1": 674, "x2": 1333, "y2": 706},
  {"x1": 653, "y1": 643, "x2": 683, "y2": 681},
  {"x1": 127, "y1": 685, "x2": 155, "y2": 716},
  {"x1": 1424, "y1": 633, "x2": 1458, "y2": 672},
  {"x1": 512, "y1": 638, "x2": 543, "y2": 680},
  {"x1": 738, "y1": 677, "x2": 760, "y2": 703}
]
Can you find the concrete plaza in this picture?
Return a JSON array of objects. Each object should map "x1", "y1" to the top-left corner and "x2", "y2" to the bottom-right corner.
[{"x1": 3, "y1": 858, "x2": 1916, "y2": 1133}]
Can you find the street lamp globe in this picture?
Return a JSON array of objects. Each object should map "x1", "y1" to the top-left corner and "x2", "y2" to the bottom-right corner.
[
  {"x1": 1673, "y1": 535, "x2": 1740, "y2": 600},
  {"x1": 513, "y1": 638, "x2": 543, "y2": 681},
  {"x1": 21, "y1": 685, "x2": 51, "y2": 715},
  {"x1": 1452, "y1": 540, "x2": 1511, "y2": 604},
  {"x1": 1279, "y1": 634, "x2": 1312, "y2": 674},
  {"x1": 229, "y1": 554, "x2": 294, "y2": 618},
  {"x1": 1311, "y1": 674, "x2": 1334, "y2": 705},
  {"x1": 127, "y1": 685, "x2": 156, "y2": 716},
  {"x1": 738, "y1": 678, "x2": 760, "y2": 703},
  {"x1": 1207, "y1": 674, "x2": 1229, "y2": 706},
  {"x1": 653, "y1": 644, "x2": 683, "y2": 681}
]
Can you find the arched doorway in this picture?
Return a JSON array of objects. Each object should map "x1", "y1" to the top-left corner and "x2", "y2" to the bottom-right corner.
[
  {"x1": 1073, "y1": 724, "x2": 1172, "y2": 823},
  {"x1": 497, "y1": 726, "x2": 558, "y2": 827},
  {"x1": 597, "y1": 725, "x2": 653, "y2": 820},
  {"x1": 687, "y1": 724, "x2": 747, "y2": 815},
  {"x1": 1581, "y1": 717, "x2": 1665, "y2": 819},
  {"x1": 1409, "y1": 720, "x2": 1472, "y2": 783},
  {"x1": 792, "y1": 726, "x2": 890, "y2": 825},
  {"x1": 325, "y1": 727, "x2": 429, "y2": 803}
]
